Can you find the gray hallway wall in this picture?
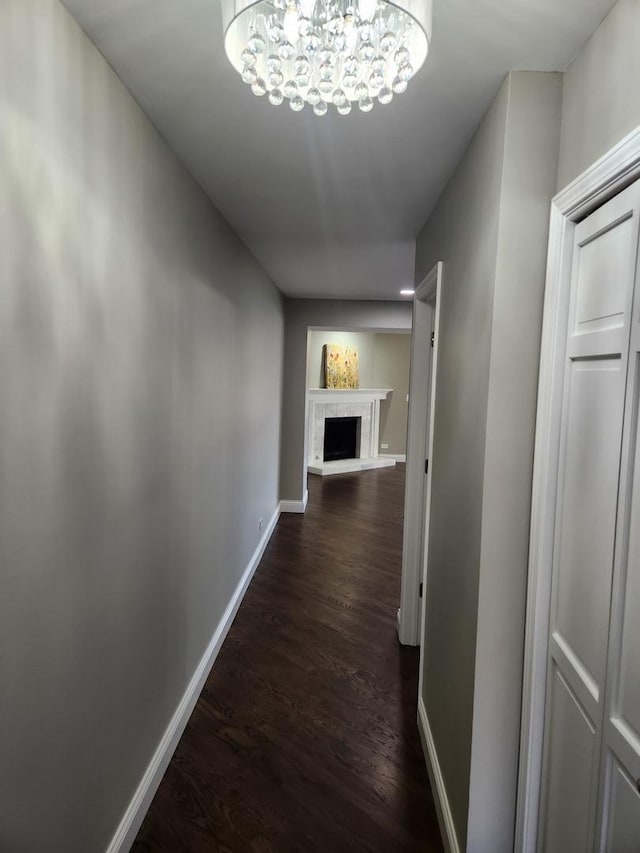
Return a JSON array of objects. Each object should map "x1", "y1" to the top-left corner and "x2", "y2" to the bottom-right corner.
[
  {"x1": 415, "y1": 76, "x2": 510, "y2": 851},
  {"x1": 558, "y1": 0, "x2": 640, "y2": 190},
  {"x1": 415, "y1": 71, "x2": 562, "y2": 852},
  {"x1": 0, "y1": 2, "x2": 283, "y2": 851},
  {"x1": 373, "y1": 332, "x2": 412, "y2": 456}
]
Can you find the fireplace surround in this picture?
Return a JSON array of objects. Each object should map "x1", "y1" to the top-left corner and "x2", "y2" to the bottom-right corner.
[{"x1": 307, "y1": 388, "x2": 396, "y2": 476}]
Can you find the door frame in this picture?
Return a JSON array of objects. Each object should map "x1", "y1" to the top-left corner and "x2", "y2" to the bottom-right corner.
[
  {"x1": 398, "y1": 261, "x2": 442, "y2": 646},
  {"x1": 516, "y1": 126, "x2": 640, "y2": 853}
]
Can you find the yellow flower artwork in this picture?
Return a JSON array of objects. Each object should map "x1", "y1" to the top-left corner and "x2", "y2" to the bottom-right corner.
[{"x1": 323, "y1": 344, "x2": 360, "y2": 389}]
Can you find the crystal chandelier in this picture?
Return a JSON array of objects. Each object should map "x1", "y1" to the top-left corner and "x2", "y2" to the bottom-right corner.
[{"x1": 222, "y1": 0, "x2": 432, "y2": 115}]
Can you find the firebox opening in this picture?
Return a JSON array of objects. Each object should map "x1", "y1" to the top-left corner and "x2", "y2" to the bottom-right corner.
[{"x1": 323, "y1": 416, "x2": 361, "y2": 462}]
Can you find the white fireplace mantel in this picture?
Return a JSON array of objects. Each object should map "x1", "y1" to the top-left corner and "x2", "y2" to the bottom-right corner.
[
  {"x1": 307, "y1": 388, "x2": 393, "y2": 402},
  {"x1": 307, "y1": 388, "x2": 395, "y2": 476}
]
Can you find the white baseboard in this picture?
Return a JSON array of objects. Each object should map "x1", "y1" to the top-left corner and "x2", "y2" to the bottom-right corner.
[
  {"x1": 417, "y1": 697, "x2": 462, "y2": 853},
  {"x1": 380, "y1": 453, "x2": 407, "y2": 462},
  {"x1": 280, "y1": 489, "x2": 309, "y2": 514},
  {"x1": 106, "y1": 504, "x2": 281, "y2": 853}
]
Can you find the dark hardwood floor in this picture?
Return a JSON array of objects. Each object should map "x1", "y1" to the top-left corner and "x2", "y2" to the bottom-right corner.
[{"x1": 133, "y1": 464, "x2": 443, "y2": 852}]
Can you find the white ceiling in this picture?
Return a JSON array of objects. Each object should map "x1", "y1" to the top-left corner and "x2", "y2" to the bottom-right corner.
[{"x1": 63, "y1": 0, "x2": 614, "y2": 299}]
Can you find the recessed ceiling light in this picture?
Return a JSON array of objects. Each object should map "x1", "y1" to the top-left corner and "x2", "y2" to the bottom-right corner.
[{"x1": 400, "y1": 289, "x2": 414, "y2": 296}]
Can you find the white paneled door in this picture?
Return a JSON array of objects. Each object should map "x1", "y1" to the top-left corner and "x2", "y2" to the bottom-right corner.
[
  {"x1": 597, "y1": 198, "x2": 640, "y2": 851},
  {"x1": 539, "y1": 181, "x2": 640, "y2": 852}
]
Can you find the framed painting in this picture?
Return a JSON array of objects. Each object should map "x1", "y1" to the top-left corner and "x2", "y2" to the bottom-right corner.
[{"x1": 322, "y1": 344, "x2": 360, "y2": 389}]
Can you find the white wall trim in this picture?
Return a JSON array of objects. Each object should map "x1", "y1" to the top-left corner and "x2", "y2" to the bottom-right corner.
[
  {"x1": 516, "y1": 124, "x2": 640, "y2": 853},
  {"x1": 280, "y1": 489, "x2": 309, "y2": 514},
  {"x1": 380, "y1": 453, "x2": 406, "y2": 462},
  {"x1": 416, "y1": 263, "x2": 443, "y2": 690},
  {"x1": 417, "y1": 697, "x2": 462, "y2": 853},
  {"x1": 557, "y1": 125, "x2": 640, "y2": 220},
  {"x1": 106, "y1": 504, "x2": 281, "y2": 853}
]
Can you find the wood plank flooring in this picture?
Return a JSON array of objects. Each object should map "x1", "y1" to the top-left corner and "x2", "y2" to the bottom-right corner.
[{"x1": 133, "y1": 465, "x2": 443, "y2": 852}]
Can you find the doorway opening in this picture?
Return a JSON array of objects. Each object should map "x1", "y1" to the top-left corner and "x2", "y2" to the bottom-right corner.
[
  {"x1": 301, "y1": 324, "x2": 413, "y2": 628},
  {"x1": 304, "y1": 327, "x2": 412, "y2": 479}
]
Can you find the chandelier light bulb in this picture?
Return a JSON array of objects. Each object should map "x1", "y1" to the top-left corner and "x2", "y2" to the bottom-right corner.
[
  {"x1": 298, "y1": 0, "x2": 316, "y2": 17},
  {"x1": 343, "y1": 14, "x2": 358, "y2": 53},
  {"x1": 222, "y1": 0, "x2": 432, "y2": 116},
  {"x1": 358, "y1": 0, "x2": 378, "y2": 22},
  {"x1": 283, "y1": 2, "x2": 300, "y2": 43}
]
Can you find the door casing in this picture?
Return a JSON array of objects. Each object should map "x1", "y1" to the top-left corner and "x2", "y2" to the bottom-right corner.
[{"x1": 398, "y1": 262, "x2": 442, "y2": 647}]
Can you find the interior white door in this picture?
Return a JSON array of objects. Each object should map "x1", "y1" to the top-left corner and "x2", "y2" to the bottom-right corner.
[
  {"x1": 595, "y1": 206, "x2": 640, "y2": 851},
  {"x1": 538, "y1": 181, "x2": 640, "y2": 853}
]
